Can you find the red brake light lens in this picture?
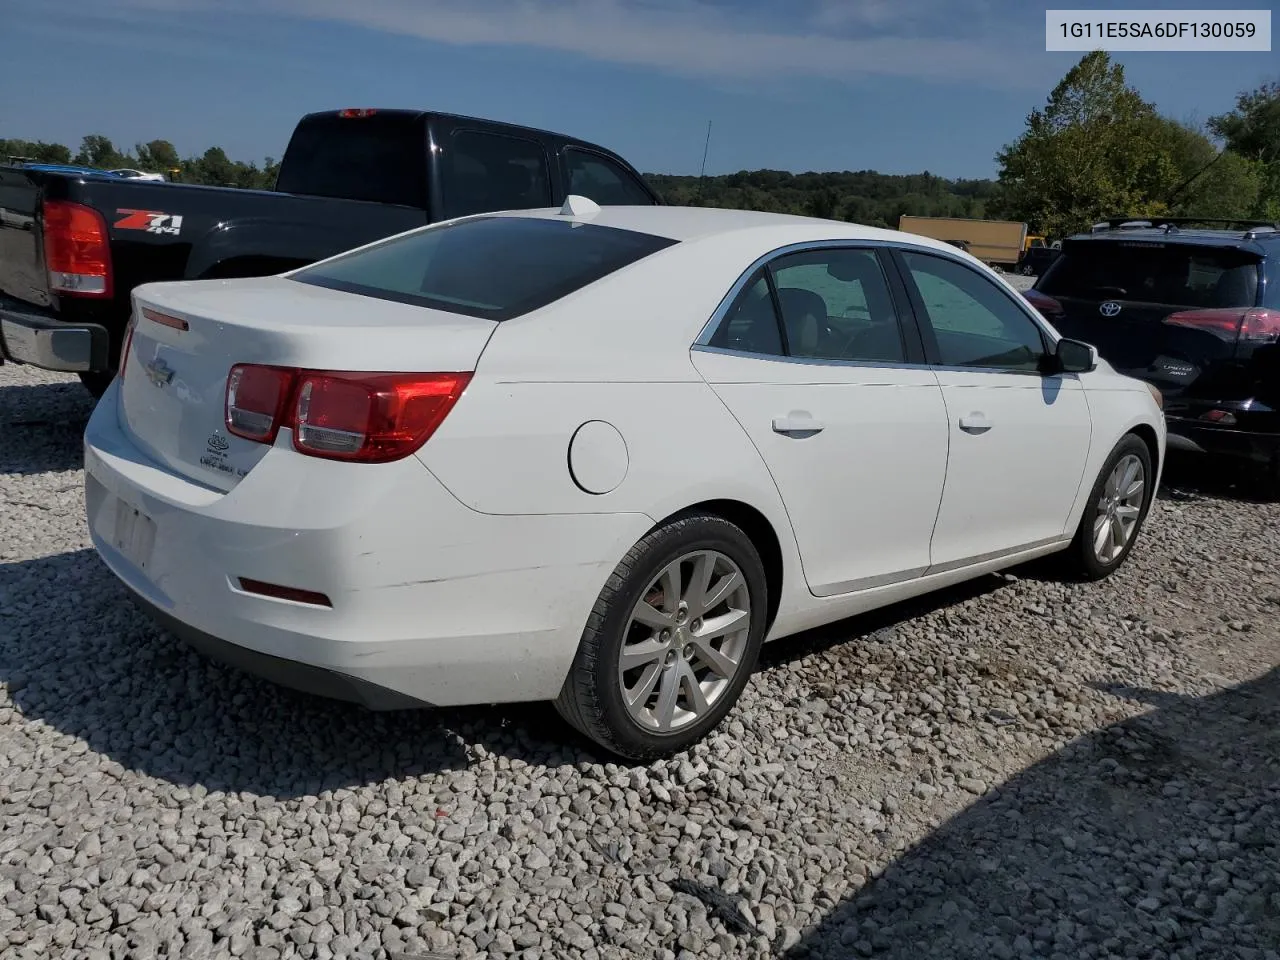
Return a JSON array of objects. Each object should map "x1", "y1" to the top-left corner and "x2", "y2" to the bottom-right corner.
[
  {"x1": 1164, "y1": 307, "x2": 1280, "y2": 344},
  {"x1": 338, "y1": 108, "x2": 378, "y2": 118},
  {"x1": 224, "y1": 366, "x2": 472, "y2": 462},
  {"x1": 226, "y1": 364, "x2": 295, "y2": 443},
  {"x1": 42, "y1": 200, "x2": 113, "y2": 298}
]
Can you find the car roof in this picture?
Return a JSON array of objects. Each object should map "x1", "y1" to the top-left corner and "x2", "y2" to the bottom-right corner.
[
  {"x1": 500, "y1": 203, "x2": 966, "y2": 252},
  {"x1": 1063, "y1": 223, "x2": 1280, "y2": 257}
]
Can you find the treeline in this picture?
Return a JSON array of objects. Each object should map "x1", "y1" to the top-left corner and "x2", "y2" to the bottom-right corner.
[
  {"x1": 0, "y1": 135, "x2": 279, "y2": 190},
  {"x1": 3, "y1": 61, "x2": 1276, "y2": 236},
  {"x1": 994, "y1": 56, "x2": 1278, "y2": 237},
  {"x1": 645, "y1": 171, "x2": 1001, "y2": 228}
]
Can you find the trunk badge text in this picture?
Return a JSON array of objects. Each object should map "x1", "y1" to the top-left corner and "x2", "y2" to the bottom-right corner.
[
  {"x1": 143, "y1": 358, "x2": 174, "y2": 387},
  {"x1": 1099, "y1": 301, "x2": 1122, "y2": 317}
]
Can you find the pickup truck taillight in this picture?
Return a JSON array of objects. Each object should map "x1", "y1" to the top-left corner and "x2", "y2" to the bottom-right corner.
[
  {"x1": 42, "y1": 200, "x2": 114, "y2": 299},
  {"x1": 225, "y1": 364, "x2": 473, "y2": 463}
]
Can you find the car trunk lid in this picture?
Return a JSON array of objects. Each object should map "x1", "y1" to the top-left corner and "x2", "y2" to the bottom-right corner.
[{"x1": 117, "y1": 276, "x2": 496, "y2": 492}]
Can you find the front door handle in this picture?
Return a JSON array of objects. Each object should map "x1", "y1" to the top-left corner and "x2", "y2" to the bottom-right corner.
[
  {"x1": 772, "y1": 414, "x2": 824, "y2": 435},
  {"x1": 959, "y1": 412, "x2": 992, "y2": 434}
]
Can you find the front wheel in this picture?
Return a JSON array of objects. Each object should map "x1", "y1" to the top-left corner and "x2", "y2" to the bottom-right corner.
[
  {"x1": 1061, "y1": 434, "x2": 1154, "y2": 580},
  {"x1": 555, "y1": 513, "x2": 768, "y2": 761}
]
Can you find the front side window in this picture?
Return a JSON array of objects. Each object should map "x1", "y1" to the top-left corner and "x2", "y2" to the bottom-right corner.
[
  {"x1": 442, "y1": 131, "x2": 552, "y2": 220},
  {"x1": 769, "y1": 248, "x2": 907, "y2": 363},
  {"x1": 564, "y1": 149, "x2": 654, "y2": 205},
  {"x1": 292, "y1": 216, "x2": 677, "y2": 321},
  {"x1": 900, "y1": 250, "x2": 1047, "y2": 371}
]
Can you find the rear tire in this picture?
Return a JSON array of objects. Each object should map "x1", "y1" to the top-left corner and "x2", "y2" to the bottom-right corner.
[
  {"x1": 1061, "y1": 434, "x2": 1154, "y2": 581},
  {"x1": 555, "y1": 512, "x2": 768, "y2": 761}
]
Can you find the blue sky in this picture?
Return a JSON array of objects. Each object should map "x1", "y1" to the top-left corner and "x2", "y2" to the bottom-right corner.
[{"x1": 2, "y1": 0, "x2": 1274, "y2": 179}]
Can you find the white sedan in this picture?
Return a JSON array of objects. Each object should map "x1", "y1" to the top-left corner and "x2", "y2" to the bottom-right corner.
[{"x1": 83, "y1": 198, "x2": 1165, "y2": 760}]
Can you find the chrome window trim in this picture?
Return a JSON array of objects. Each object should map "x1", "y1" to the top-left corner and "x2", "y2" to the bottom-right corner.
[
  {"x1": 692, "y1": 238, "x2": 1065, "y2": 375},
  {"x1": 690, "y1": 343, "x2": 931, "y2": 374}
]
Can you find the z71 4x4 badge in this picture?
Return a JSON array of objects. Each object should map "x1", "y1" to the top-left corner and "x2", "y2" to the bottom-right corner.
[{"x1": 115, "y1": 209, "x2": 184, "y2": 236}]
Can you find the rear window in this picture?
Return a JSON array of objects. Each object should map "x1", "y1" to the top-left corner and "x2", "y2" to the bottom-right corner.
[
  {"x1": 290, "y1": 215, "x2": 678, "y2": 320},
  {"x1": 275, "y1": 114, "x2": 426, "y2": 206},
  {"x1": 1038, "y1": 241, "x2": 1261, "y2": 309}
]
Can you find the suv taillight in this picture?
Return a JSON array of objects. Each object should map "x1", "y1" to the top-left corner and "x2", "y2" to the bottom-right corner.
[
  {"x1": 1022, "y1": 289, "x2": 1063, "y2": 319},
  {"x1": 225, "y1": 365, "x2": 472, "y2": 463},
  {"x1": 1164, "y1": 307, "x2": 1280, "y2": 344},
  {"x1": 42, "y1": 200, "x2": 113, "y2": 298}
]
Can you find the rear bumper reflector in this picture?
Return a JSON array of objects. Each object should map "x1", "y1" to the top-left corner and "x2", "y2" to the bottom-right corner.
[{"x1": 237, "y1": 577, "x2": 333, "y2": 608}]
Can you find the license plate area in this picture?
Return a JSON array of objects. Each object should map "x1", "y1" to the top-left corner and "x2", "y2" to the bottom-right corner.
[{"x1": 112, "y1": 501, "x2": 157, "y2": 571}]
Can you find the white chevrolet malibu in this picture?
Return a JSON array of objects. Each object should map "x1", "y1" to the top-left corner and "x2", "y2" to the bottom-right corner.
[{"x1": 84, "y1": 199, "x2": 1166, "y2": 760}]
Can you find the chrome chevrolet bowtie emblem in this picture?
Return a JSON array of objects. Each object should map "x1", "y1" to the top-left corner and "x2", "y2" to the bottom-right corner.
[{"x1": 143, "y1": 357, "x2": 174, "y2": 387}]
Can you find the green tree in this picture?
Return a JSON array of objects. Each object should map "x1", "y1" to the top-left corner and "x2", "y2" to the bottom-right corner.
[
  {"x1": 995, "y1": 51, "x2": 1180, "y2": 236},
  {"x1": 75, "y1": 134, "x2": 130, "y2": 169},
  {"x1": 135, "y1": 139, "x2": 181, "y2": 174},
  {"x1": 1208, "y1": 80, "x2": 1280, "y2": 218},
  {"x1": 1156, "y1": 117, "x2": 1263, "y2": 219},
  {"x1": 0, "y1": 139, "x2": 72, "y2": 163}
]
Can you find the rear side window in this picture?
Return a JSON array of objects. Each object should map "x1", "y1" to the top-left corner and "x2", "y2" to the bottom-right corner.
[
  {"x1": 275, "y1": 114, "x2": 427, "y2": 206},
  {"x1": 1265, "y1": 255, "x2": 1280, "y2": 309},
  {"x1": 442, "y1": 131, "x2": 551, "y2": 220},
  {"x1": 291, "y1": 216, "x2": 678, "y2": 321},
  {"x1": 1039, "y1": 241, "x2": 1261, "y2": 309},
  {"x1": 565, "y1": 149, "x2": 654, "y2": 205}
]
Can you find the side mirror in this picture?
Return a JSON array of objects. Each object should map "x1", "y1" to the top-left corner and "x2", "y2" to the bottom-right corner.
[{"x1": 1055, "y1": 337, "x2": 1097, "y2": 374}]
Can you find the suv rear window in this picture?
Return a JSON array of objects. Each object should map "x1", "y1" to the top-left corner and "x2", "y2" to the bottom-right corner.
[
  {"x1": 1038, "y1": 241, "x2": 1260, "y2": 309},
  {"x1": 291, "y1": 215, "x2": 678, "y2": 320}
]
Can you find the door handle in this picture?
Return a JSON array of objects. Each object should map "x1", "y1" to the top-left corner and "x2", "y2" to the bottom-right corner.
[
  {"x1": 772, "y1": 414, "x2": 824, "y2": 435},
  {"x1": 958, "y1": 413, "x2": 992, "y2": 434}
]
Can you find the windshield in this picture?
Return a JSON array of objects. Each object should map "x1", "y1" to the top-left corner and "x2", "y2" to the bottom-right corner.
[
  {"x1": 1038, "y1": 241, "x2": 1260, "y2": 309},
  {"x1": 290, "y1": 215, "x2": 678, "y2": 321}
]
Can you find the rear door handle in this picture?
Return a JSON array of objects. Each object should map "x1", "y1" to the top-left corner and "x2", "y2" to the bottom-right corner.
[
  {"x1": 772, "y1": 414, "x2": 824, "y2": 435},
  {"x1": 959, "y1": 413, "x2": 992, "y2": 434}
]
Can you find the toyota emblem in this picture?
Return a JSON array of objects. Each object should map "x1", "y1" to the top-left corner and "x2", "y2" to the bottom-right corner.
[{"x1": 1099, "y1": 301, "x2": 1122, "y2": 318}]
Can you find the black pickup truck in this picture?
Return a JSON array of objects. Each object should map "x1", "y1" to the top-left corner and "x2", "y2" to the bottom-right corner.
[{"x1": 0, "y1": 108, "x2": 661, "y2": 395}]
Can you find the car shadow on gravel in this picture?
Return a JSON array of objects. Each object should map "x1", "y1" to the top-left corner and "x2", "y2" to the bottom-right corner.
[
  {"x1": 0, "y1": 380, "x2": 95, "y2": 476},
  {"x1": 758, "y1": 576, "x2": 1008, "y2": 671},
  {"x1": 1159, "y1": 451, "x2": 1279, "y2": 505},
  {"x1": 0, "y1": 548, "x2": 589, "y2": 797},
  {"x1": 784, "y1": 666, "x2": 1280, "y2": 959},
  {"x1": 1, "y1": 547, "x2": 1016, "y2": 795}
]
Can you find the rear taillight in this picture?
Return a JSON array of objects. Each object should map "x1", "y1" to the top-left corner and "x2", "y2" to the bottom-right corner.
[
  {"x1": 224, "y1": 366, "x2": 472, "y2": 463},
  {"x1": 1164, "y1": 307, "x2": 1280, "y2": 344},
  {"x1": 225, "y1": 365, "x2": 295, "y2": 443},
  {"x1": 1023, "y1": 289, "x2": 1063, "y2": 318},
  {"x1": 42, "y1": 200, "x2": 113, "y2": 298}
]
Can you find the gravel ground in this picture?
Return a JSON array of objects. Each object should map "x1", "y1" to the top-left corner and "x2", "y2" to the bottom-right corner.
[{"x1": 1, "y1": 363, "x2": 1277, "y2": 960}]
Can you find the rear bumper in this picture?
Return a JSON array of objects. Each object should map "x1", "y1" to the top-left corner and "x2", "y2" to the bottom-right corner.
[
  {"x1": 1165, "y1": 416, "x2": 1280, "y2": 467},
  {"x1": 83, "y1": 379, "x2": 655, "y2": 708},
  {"x1": 0, "y1": 299, "x2": 110, "y2": 372}
]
